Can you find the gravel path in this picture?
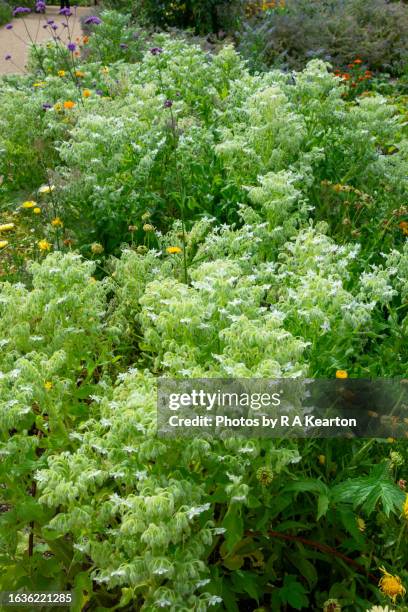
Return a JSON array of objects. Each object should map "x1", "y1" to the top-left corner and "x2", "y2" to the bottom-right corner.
[{"x1": 0, "y1": 6, "x2": 91, "y2": 75}]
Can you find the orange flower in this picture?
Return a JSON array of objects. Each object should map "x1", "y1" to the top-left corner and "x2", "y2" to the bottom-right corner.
[
  {"x1": 354, "y1": 58, "x2": 363, "y2": 64},
  {"x1": 82, "y1": 89, "x2": 91, "y2": 98},
  {"x1": 341, "y1": 73, "x2": 351, "y2": 81},
  {"x1": 83, "y1": 35, "x2": 89, "y2": 44},
  {"x1": 63, "y1": 100, "x2": 75, "y2": 109}
]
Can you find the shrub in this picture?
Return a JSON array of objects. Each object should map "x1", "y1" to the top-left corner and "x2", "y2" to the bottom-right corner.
[
  {"x1": 103, "y1": 0, "x2": 246, "y2": 34},
  {"x1": 0, "y1": 0, "x2": 11, "y2": 26},
  {"x1": 238, "y1": 0, "x2": 408, "y2": 75}
]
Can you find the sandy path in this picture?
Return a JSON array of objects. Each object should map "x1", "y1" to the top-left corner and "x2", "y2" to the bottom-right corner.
[{"x1": 0, "y1": 6, "x2": 91, "y2": 74}]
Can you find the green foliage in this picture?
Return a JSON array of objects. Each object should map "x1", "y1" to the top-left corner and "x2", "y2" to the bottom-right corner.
[
  {"x1": 0, "y1": 0, "x2": 12, "y2": 27},
  {"x1": 1, "y1": 10, "x2": 408, "y2": 611},
  {"x1": 103, "y1": 0, "x2": 246, "y2": 34},
  {"x1": 239, "y1": 0, "x2": 408, "y2": 76}
]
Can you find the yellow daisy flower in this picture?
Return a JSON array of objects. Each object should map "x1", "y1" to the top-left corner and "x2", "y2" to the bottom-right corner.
[{"x1": 378, "y1": 567, "x2": 406, "y2": 603}]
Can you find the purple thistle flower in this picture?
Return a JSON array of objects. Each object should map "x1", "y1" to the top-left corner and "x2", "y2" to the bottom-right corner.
[
  {"x1": 5, "y1": 54, "x2": 12, "y2": 61},
  {"x1": 46, "y1": 19, "x2": 54, "y2": 24},
  {"x1": 36, "y1": 1, "x2": 46, "y2": 10},
  {"x1": 150, "y1": 46, "x2": 163, "y2": 56},
  {"x1": 5, "y1": 23, "x2": 13, "y2": 30},
  {"x1": 164, "y1": 99, "x2": 173, "y2": 108},
  {"x1": 13, "y1": 7, "x2": 31, "y2": 15},
  {"x1": 67, "y1": 42, "x2": 76, "y2": 52},
  {"x1": 59, "y1": 7, "x2": 72, "y2": 16},
  {"x1": 42, "y1": 103, "x2": 52, "y2": 110},
  {"x1": 84, "y1": 15, "x2": 101, "y2": 25},
  {"x1": 52, "y1": 24, "x2": 58, "y2": 30}
]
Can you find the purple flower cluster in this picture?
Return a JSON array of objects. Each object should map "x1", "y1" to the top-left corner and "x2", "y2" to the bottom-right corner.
[
  {"x1": 150, "y1": 47, "x2": 163, "y2": 56},
  {"x1": 59, "y1": 8, "x2": 72, "y2": 16},
  {"x1": 12, "y1": 6, "x2": 31, "y2": 16},
  {"x1": 42, "y1": 103, "x2": 52, "y2": 110},
  {"x1": 36, "y1": 1, "x2": 46, "y2": 11},
  {"x1": 5, "y1": 54, "x2": 12, "y2": 61},
  {"x1": 84, "y1": 15, "x2": 101, "y2": 25},
  {"x1": 67, "y1": 42, "x2": 76, "y2": 52},
  {"x1": 164, "y1": 99, "x2": 173, "y2": 108},
  {"x1": 5, "y1": 23, "x2": 13, "y2": 30}
]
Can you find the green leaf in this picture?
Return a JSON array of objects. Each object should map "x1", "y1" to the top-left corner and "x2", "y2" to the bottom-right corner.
[
  {"x1": 222, "y1": 507, "x2": 244, "y2": 553},
  {"x1": 332, "y1": 462, "x2": 405, "y2": 516},
  {"x1": 286, "y1": 552, "x2": 318, "y2": 589},
  {"x1": 278, "y1": 575, "x2": 309, "y2": 610},
  {"x1": 317, "y1": 493, "x2": 329, "y2": 520}
]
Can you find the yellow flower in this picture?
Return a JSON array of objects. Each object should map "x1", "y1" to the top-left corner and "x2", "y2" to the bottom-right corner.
[
  {"x1": 22, "y1": 200, "x2": 37, "y2": 209},
  {"x1": 38, "y1": 185, "x2": 55, "y2": 195},
  {"x1": 33, "y1": 81, "x2": 46, "y2": 87},
  {"x1": 38, "y1": 239, "x2": 52, "y2": 252},
  {"x1": 143, "y1": 223, "x2": 155, "y2": 232},
  {"x1": 357, "y1": 517, "x2": 366, "y2": 532},
  {"x1": 82, "y1": 89, "x2": 91, "y2": 98},
  {"x1": 378, "y1": 567, "x2": 406, "y2": 603},
  {"x1": 0, "y1": 223, "x2": 15, "y2": 232},
  {"x1": 58, "y1": 70, "x2": 66, "y2": 77},
  {"x1": 51, "y1": 217, "x2": 63, "y2": 228},
  {"x1": 402, "y1": 494, "x2": 408, "y2": 520},
  {"x1": 0, "y1": 240, "x2": 8, "y2": 249},
  {"x1": 54, "y1": 102, "x2": 62, "y2": 112},
  {"x1": 101, "y1": 66, "x2": 109, "y2": 74},
  {"x1": 336, "y1": 370, "x2": 348, "y2": 379},
  {"x1": 91, "y1": 242, "x2": 104, "y2": 254},
  {"x1": 75, "y1": 70, "x2": 85, "y2": 78},
  {"x1": 166, "y1": 246, "x2": 182, "y2": 254},
  {"x1": 318, "y1": 454, "x2": 326, "y2": 465},
  {"x1": 33, "y1": 207, "x2": 41, "y2": 214},
  {"x1": 44, "y1": 381, "x2": 53, "y2": 390}
]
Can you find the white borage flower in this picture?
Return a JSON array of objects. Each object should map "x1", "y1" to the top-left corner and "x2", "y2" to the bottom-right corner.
[
  {"x1": 156, "y1": 600, "x2": 171, "y2": 608},
  {"x1": 196, "y1": 579, "x2": 211, "y2": 588},
  {"x1": 209, "y1": 596, "x2": 223, "y2": 606},
  {"x1": 100, "y1": 419, "x2": 112, "y2": 427},
  {"x1": 213, "y1": 527, "x2": 226, "y2": 535},
  {"x1": 89, "y1": 395, "x2": 102, "y2": 403},
  {"x1": 187, "y1": 503, "x2": 211, "y2": 520}
]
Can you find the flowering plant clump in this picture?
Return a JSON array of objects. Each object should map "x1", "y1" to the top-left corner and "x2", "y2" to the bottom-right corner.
[{"x1": 1, "y1": 7, "x2": 408, "y2": 611}]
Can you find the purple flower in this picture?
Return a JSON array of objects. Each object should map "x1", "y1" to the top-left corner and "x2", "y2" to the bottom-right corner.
[
  {"x1": 42, "y1": 103, "x2": 52, "y2": 110},
  {"x1": 67, "y1": 42, "x2": 76, "y2": 52},
  {"x1": 84, "y1": 15, "x2": 101, "y2": 25},
  {"x1": 59, "y1": 7, "x2": 72, "y2": 16},
  {"x1": 62, "y1": 22, "x2": 68, "y2": 27},
  {"x1": 5, "y1": 23, "x2": 13, "y2": 30},
  {"x1": 120, "y1": 43, "x2": 128, "y2": 49},
  {"x1": 5, "y1": 54, "x2": 11, "y2": 61},
  {"x1": 96, "y1": 89, "x2": 103, "y2": 96},
  {"x1": 52, "y1": 24, "x2": 58, "y2": 30},
  {"x1": 12, "y1": 7, "x2": 31, "y2": 15},
  {"x1": 36, "y1": 1, "x2": 46, "y2": 10},
  {"x1": 46, "y1": 19, "x2": 54, "y2": 24},
  {"x1": 150, "y1": 46, "x2": 163, "y2": 55},
  {"x1": 164, "y1": 99, "x2": 173, "y2": 108}
]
